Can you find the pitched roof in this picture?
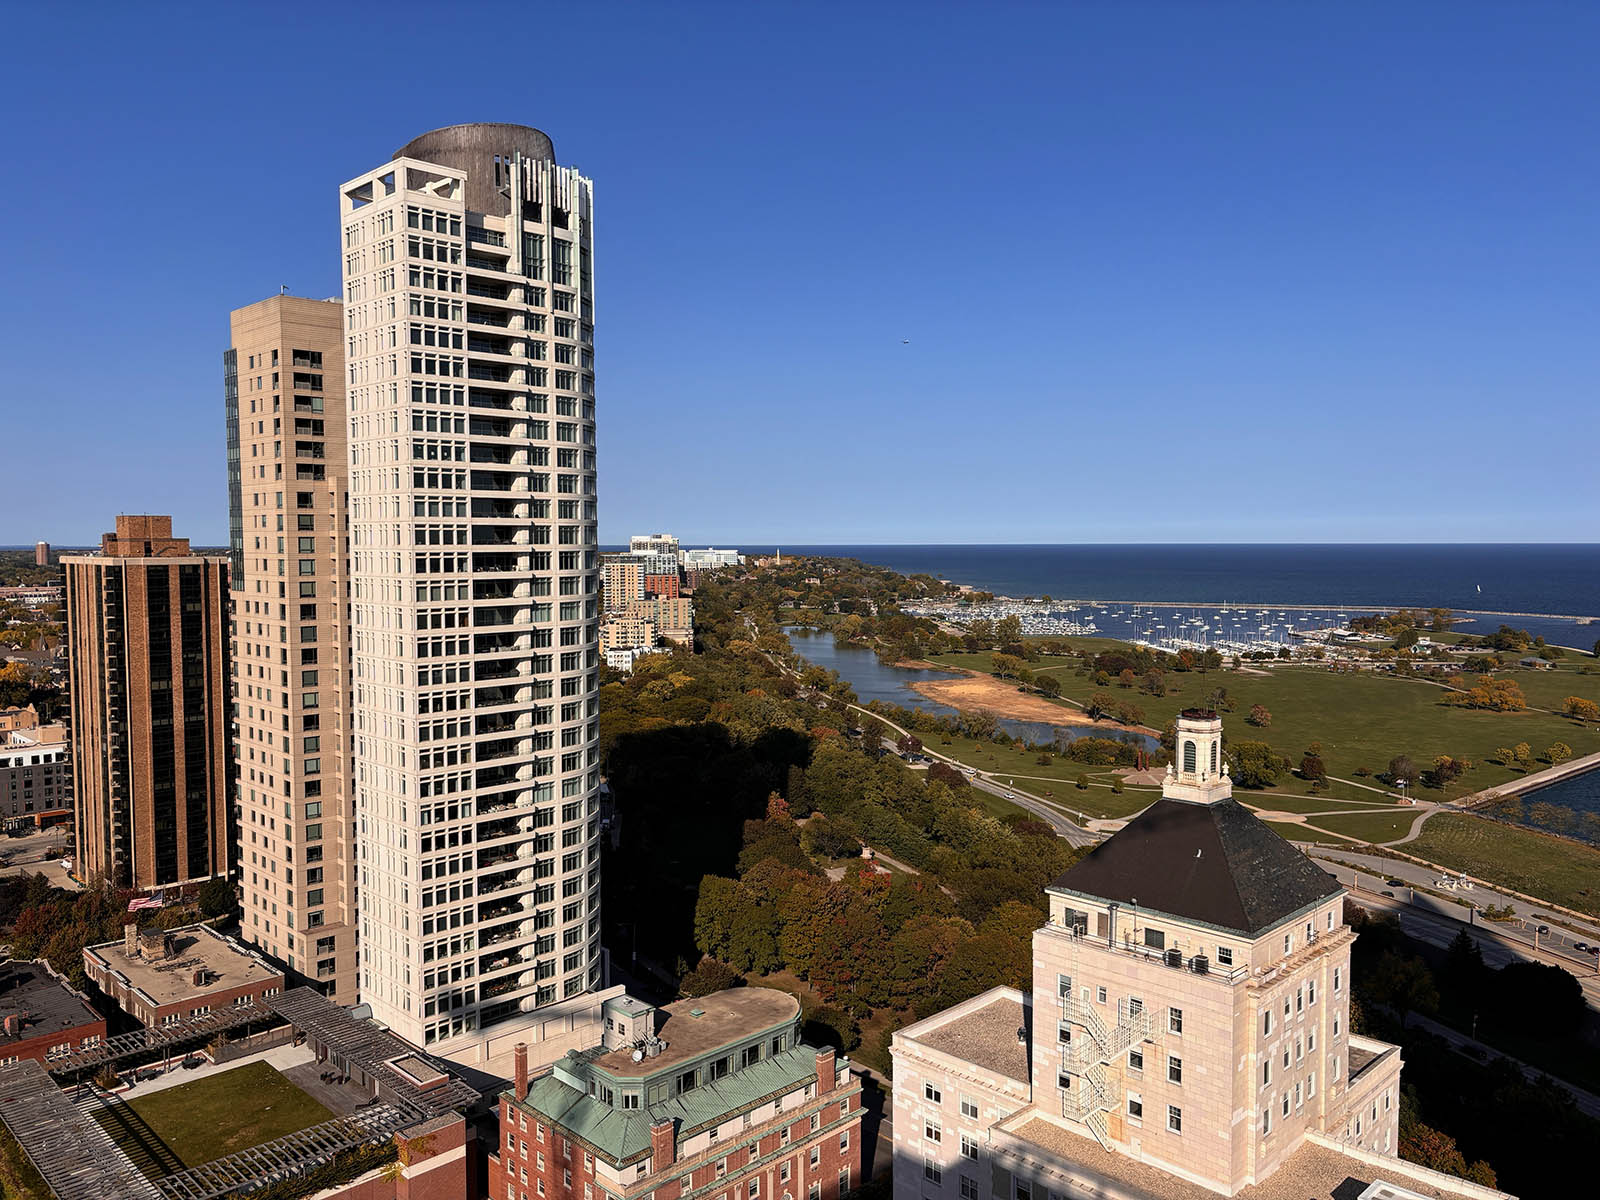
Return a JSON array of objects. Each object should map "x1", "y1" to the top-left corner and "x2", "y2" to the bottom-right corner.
[{"x1": 1048, "y1": 798, "x2": 1341, "y2": 936}]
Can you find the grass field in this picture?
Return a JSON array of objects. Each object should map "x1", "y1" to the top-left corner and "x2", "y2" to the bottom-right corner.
[
  {"x1": 1405, "y1": 814, "x2": 1600, "y2": 917},
  {"x1": 94, "y1": 1062, "x2": 333, "y2": 1177},
  {"x1": 924, "y1": 651, "x2": 1600, "y2": 802},
  {"x1": 1265, "y1": 820, "x2": 1318, "y2": 842},
  {"x1": 1292, "y1": 809, "x2": 1419, "y2": 844},
  {"x1": 1236, "y1": 793, "x2": 1390, "y2": 815}
]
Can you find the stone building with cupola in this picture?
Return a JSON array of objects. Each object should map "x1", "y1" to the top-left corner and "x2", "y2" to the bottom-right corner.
[{"x1": 890, "y1": 711, "x2": 1512, "y2": 1200}]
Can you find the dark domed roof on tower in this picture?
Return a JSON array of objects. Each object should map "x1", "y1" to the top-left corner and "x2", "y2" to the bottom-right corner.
[
  {"x1": 393, "y1": 123, "x2": 558, "y2": 217},
  {"x1": 1049, "y1": 797, "x2": 1341, "y2": 936}
]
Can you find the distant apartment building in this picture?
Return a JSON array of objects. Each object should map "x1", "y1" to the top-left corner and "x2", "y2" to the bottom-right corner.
[
  {"x1": 602, "y1": 557, "x2": 645, "y2": 611},
  {"x1": 491, "y1": 989, "x2": 864, "y2": 1200},
  {"x1": 603, "y1": 646, "x2": 664, "y2": 673},
  {"x1": 63, "y1": 516, "x2": 231, "y2": 891},
  {"x1": 33, "y1": 542, "x2": 49, "y2": 567},
  {"x1": 629, "y1": 533, "x2": 680, "y2": 558},
  {"x1": 681, "y1": 547, "x2": 742, "y2": 569},
  {"x1": 891, "y1": 711, "x2": 1510, "y2": 1200},
  {"x1": 225, "y1": 293, "x2": 357, "y2": 1003},
  {"x1": 339, "y1": 122, "x2": 604, "y2": 1058},
  {"x1": 643, "y1": 572, "x2": 681, "y2": 599},
  {"x1": 1, "y1": 715, "x2": 70, "y2": 825},
  {"x1": 628, "y1": 595, "x2": 694, "y2": 644},
  {"x1": 600, "y1": 616, "x2": 658, "y2": 656},
  {"x1": 0, "y1": 585, "x2": 63, "y2": 609}
]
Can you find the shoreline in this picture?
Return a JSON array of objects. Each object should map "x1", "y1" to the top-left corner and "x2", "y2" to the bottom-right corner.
[
  {"x1": 915, "y1": 595, "x2": 1598, "y2": 623},
  {"x1": 906, "y1": 668, "x2": 1158, "y2": 737}
]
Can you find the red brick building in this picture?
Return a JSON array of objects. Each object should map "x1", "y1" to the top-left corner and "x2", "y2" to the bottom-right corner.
[
  {"x1": 0, "y1": 960, "x2": 106, "y2": 1065},
  {"x1": 642, "y1": 572, "x2": 682, "y2": 600},
  {"x1": 491, "y1": 989, "x2": 863, "y2": 1200},
  {"x1": 82, "y1": 923, "x2": 284, "y2": 1026}
]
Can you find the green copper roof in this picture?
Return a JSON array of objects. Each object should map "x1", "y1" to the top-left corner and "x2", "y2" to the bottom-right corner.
[{"x1": 518, "y1": 1045, "x2": 820, "y2": 1164}]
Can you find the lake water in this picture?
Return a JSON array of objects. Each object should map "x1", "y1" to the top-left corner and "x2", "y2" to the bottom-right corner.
[
  {"x1": 1516, "y1": 770, "x2": 1600, "y2": 843},
  {"x1": 783, "y1": 627, "x2": 1156, "y2": 751},
  {"x1": 747, "y1": 545, "x2": 1600, "y2": 647}
]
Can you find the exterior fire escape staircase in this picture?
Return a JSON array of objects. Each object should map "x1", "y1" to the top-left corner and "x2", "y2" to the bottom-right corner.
[{"x1": 1058, "y1": 995, "x2": 1150, "y2": 1148}]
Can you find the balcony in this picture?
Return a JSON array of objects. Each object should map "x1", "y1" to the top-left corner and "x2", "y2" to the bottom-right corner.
[
  {"x1": 467, "y1": 227, "x2": 507, "y2": 247},
  {"x1": 468, "y1": 309, "x2": 511, "y2": 328}
]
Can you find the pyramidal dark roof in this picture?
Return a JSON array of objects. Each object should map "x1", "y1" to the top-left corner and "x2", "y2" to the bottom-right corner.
[{"x1": 1050, "y1": 797, "x2": 1341, "y2": 936}]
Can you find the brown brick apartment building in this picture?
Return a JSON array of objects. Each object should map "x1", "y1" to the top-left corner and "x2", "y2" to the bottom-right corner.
[
  {"x1": 82, "y1": 922, "x2": 284, "y2": 1027},
  {"x1": 0, "y1": 959, "x2": 105, "y2": 1065},
  {"x1": 491, "y1": 989, "x2": 863, "y2": 1200},
  {"x1": 64, "y1": 516, "x2": 231, "y2": 890}
]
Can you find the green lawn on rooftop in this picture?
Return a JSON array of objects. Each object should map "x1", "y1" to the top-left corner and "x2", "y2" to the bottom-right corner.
[{"x1": 94, "y1": 1061, "x2": 333, "y2": 1178}]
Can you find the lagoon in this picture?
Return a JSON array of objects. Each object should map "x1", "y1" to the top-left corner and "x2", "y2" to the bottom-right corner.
[{"x1": 784, "y1": 627, "x2": 1157, "y2": 751}]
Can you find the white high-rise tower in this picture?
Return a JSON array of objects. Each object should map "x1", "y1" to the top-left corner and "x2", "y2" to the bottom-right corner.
[{"x1": 338, "y1": 124, "x2": 602, "y2": 1059}]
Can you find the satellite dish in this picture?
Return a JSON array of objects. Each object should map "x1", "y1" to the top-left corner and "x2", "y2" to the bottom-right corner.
[{"x1": 632, "y1": 1048, "x2": 645, "y2": 1062}]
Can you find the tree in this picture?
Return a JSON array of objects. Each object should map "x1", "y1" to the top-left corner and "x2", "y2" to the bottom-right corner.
[
  {"x1": 1084, "y1": 692, "x2": 1118, "y2": 720},
  {"x1": 994, "y1": 615, "x2": 1023, "y2": 647},
  {"x1": 896, "y1": 733, "x2": 923, "y2": 755},
  {"x1": 1386, "y1": 754, "x2": 1417, "y2": 785},
  {"x1": 1562, "y1": 695, "x2": 1600, "y2": 722},
  {"x1": 1075, "y1": 773, "x2": 1090, "y2": 790},
  {"x1": 1512, "y1": 742, "x2": 1533, "y2": 771},
  {"x1": 1200, "y1": 648, "x2": 1223, "y2": 673},
  {"x1": 1034, "y1": 674, "x2": 1061, "y2": 698},
  {"x1": 1392, "y1": 627, "x2": 1420, "y2": 650},
  {"x1": 990, "y1": 653, "x2": 1028, "y2": 680},
  {"x1": 1230, "y1": 742, "x2": 1288, "y2": 789},
  {"x1": 1115, "y1": 702, "x2": 1145, "y2": 726},
  {"x1": 1140, "y1": 670, "x2": 1167, "y2": 697},
  {"x1": 680, "y1": 957, "x2": 743, "y2": 997},
  {"x1": 1117, "y1": 668, "x2": 1136, "y2": 688},
  {"x1": 196, "y1": 876, "x2": 237, "y2": 920},
  {"x1": 1546, "y1": 742, "x2": 1572, "y2": 765},
  {"x1": 1298, "y1": 754, "x2": 1327, "y2": 782},
  {"x1": 1247, "y1": 704, "x2": 1271, "y2": 728},
  {"x1": 1368, "y1": 950, "x2": 1438, "y2": 1028}
]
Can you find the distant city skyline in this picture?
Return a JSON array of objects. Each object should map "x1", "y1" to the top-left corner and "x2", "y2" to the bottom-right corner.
[{"x1": 3, "y1": 2, "x2": 1598, "y2": 544}]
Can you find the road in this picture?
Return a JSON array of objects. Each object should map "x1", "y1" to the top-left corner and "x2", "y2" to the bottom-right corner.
[
  {"x1": 0, "y1": 826, "x2": 79, "y2": 889},
  {"x1": 1404, "y1": 1012, "x2": 1600, "y2": 1121},
  {"x1": 1314, "y1": 847, "x2": 1600, "y2": 963},
  {"x1": 1334, "y1": 884, "x2": 1600, "y2": 1010}
]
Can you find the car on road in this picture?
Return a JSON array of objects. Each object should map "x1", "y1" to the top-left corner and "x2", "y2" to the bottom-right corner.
[
  {"x1": 1386, "y1": 879, "x2": 1405, "y2": 887},
  {"x1": 1536, "y1": 924, "x2": 1551, "y2": 935},
  {"x1": 1381, "y1": 890, "x2": 1395, "y2": 897},
  {"x1": 1576, "y1": 942, "x2": 1590, "y2": 953},
  {"x1": 1004, "y1": 791, "x2": 1015, "y2": 799}
]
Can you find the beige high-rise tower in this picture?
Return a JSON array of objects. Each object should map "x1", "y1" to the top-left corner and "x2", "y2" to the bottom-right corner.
[
  {"x1": 225, "y1": 294, "x2": 358, "y2": 1003},
  {"x1": 338, "y1": 124, "x2": 603, "y2": 1058}
]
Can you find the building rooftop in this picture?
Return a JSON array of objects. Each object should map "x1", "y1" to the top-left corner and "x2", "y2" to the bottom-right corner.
[
  {"x1": 0, "y1": 960, "x2": 102, "y2": 1044},
  {"x1": 83, "y1": 923, "x2": 282, "y2": 1009},
  {"x1": 525, "y1": 1044, "x2": 826, "y2": 1165},
  {"x1": 1050, "y1": 797, "x2": 1342, "y2": 936},
  {"x1": 1002, "y1": 1114, "x2": 1502, "y2": 1200},
  {"x1": 911, "y1": 993, "x2": 1031, "y2": 1084},
  {"x1": 587, "y1": 987, "x2": 800, "y2": 1079}
]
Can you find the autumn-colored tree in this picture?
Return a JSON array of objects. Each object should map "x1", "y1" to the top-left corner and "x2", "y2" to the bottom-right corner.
[
  {"x1": 1546, "y1": 742, "x2": 1573, "y2": 766},
  {"x1": 1247, "y1": 704, "x2": 1271, "y2": 728},
  {"x1": 1562, "y1": 695, "x2": 1600, "y2": 722},
  {"x1": 1512, "y1": 742, "x2": 1534, "y2": 770},
  {"x1": 1117, "y1": 668, "x2": 1136, "y2": 688}
]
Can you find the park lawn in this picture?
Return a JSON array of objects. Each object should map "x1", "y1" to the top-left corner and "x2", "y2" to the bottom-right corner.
[
  {"x1": 928, "y1": 650, "x2": 1600, "y2": 801},
  {"x1": 95, "y1": 1062, "x2": 333, "y2": 1175},
  {"x1": 1264, "y1": 820, "x2": 1318, "y2": 842},
  {"x1": 1488, "y1": 665, "x2": 1600, "y2": 714},
  {"x1": 1295, "y1": 810, "x2": 1418, "y2": 845},
  {"x1": 1234, "y1": 792, "x2": 1392, "y2": 815},
  {"x1": 1406, "y1": 814, "x2": 1600, "y2": 917}
]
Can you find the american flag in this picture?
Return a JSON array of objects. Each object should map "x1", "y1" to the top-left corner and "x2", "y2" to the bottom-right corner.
[{"x1": 127, "y1": 892, "x2": 165, "y2": 912}]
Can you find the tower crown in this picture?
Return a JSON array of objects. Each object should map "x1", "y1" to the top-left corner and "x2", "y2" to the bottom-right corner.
[{"x1": 1163, "y1": 709, "x2": 1231, "y2": 804}]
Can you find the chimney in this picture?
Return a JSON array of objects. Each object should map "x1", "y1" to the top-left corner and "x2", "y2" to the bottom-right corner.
[
  {"x1": 124, "y1": 923, "x2": 139, "y2": 955},
  {"x1": 193, "y1": 969, "x2": 207, "y2": 988},
  {"x1": 815, "y1": 1048, "x2": 837, "y2": 1094},
  {"x1": 3, "y1": 1015, "x2": 17, "y2": 1037},
  {"x1": 513, "y1": 1042, "x2": 528, "y2": 1100},
  {"x1": 650, "y1": 1119, "x2": 676, "y2": 1170}
]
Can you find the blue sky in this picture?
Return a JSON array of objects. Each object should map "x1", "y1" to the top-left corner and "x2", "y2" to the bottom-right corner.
[{"x1": 2, "y1": 2, "x2": 1596, "y2": 546}]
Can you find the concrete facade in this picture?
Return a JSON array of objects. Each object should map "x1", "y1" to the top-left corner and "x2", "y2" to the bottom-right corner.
[
  {"x1": 63, "y1": 517, "x2": 231, "y2": 890},
  {"x1": 1, "y1": 718, "x2": 70, "y2": 823},
  {"x1": 226, "y1": 293, "x2": 358, "y2": 1004},
  {"x1": 339, "y1": 123, "x2": 602, "y2": 1058}
]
